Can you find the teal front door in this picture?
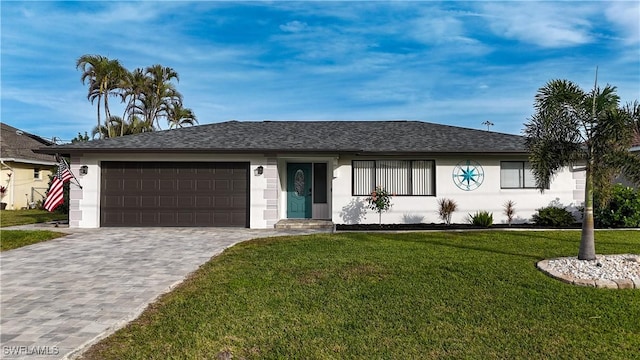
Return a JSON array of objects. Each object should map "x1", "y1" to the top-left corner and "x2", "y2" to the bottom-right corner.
[{"x1": 287, "y1": 163, "x2": 312, "y2": 218}]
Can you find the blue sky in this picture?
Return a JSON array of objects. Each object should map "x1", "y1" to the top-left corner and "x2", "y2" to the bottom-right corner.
[{"x1": 2, "y1": 1, "x2": 639, "y2": 142}]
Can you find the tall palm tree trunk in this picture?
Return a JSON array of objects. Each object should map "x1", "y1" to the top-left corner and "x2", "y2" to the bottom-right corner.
[
  {"x1": 96, "y1": 95, "x2": 102, "y2": 139},
  {"x1": 104, "y1": 87, "x2": 112, "y2": 137},
  {"x1": 578, "y1": 163, "x2": 596, "y2": 260}
]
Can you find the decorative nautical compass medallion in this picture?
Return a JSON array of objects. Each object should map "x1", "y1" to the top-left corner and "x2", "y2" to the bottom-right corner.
[{"x1": 452, "y1": 160, "x2": 484, "y2": 191}]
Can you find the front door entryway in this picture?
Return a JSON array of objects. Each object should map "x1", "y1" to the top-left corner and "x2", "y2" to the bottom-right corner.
[{"x1": 287, "y1": 163, "x2": 312, "y2": 218}]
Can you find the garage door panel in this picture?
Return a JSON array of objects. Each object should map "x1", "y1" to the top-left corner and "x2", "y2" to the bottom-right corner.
[
  {"x1": 101, "y1": 162, "x2": 248, "y2": 227},
  {"x1": 158, "y1": 196, "x2": 176, "y2": 207},
  {"x1": 157, "y1": 212, "x2": 176, "y2": 225},
  {"x1": 177, "y1": 179, "x2": 194, "y2": 191},
  {"x1": 141, "y1": 179, "x2": 157, "y2": 190},
  {"x1": 195, "y1": 197, "x2": 212, "y2": 207},
  {"x1": 102, "y1": 212, "x2": 122, "y2": 225},
  {"x1": 103, "y1": 179, "x2": 123, "y2": 192},
  {"x1": 232, "y1": 179, "x2": 246, "y2": 191},
  {"x1": 230, "y1": 212, "x2": 247, "y2": 226},
  {"x1": 103, "y1": 195, "x2": 122, "y2": 207},
  {"x1": 158, "y1": 179, "x2": 175, "y2": 191},
  {"x1": 176, "y1": 212, "x2": 195, "y2": 225},
  {"x1": 141, "y1": 212, "x2": 158, "y2": 225},
  {"x1": 194, "y1": 212, "x2": 213, "y2": 225},
  {"x1": 123, "y1": 179, "x2": 139, "y2": 192},
  {"x1": 233, "y1": 196, "x2": 247, "y2": 208},
  {"x1": 177, "y1": 196, "x2": 194, "y2": 207},
  {"x1": 123, "y1": 196, "x2": 139, "y2": 207},
  {"x1": 140, "y1": 196, "x2": 157, "y2": 207},
  {"x1": 213, "y1": 196, "x2": 229, "y2": 207},
  {"x1": 213, "y1": 212, "x2": 230, "y2": 225},
  {"x1": 196, "y1": 179, "x2": 212, "y2": 190},
  {"x1": 214, "y1": 179, "x2": 230, "y2": 191}
]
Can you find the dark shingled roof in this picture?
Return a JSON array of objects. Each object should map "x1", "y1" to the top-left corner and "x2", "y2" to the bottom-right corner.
[
  {"x1": 1, "y1": 122, "x2": 56, "y2": 164},
  {"x1": 40, "y1": 120, "x2": 527, "y2": 155}
]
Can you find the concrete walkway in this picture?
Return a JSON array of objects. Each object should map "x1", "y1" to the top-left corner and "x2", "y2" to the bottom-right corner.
[{"x1": 1, "y1": 225, "x2": 327, "y2": 359}]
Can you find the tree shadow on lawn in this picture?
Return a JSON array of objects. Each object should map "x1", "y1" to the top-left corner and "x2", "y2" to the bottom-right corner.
[
  {"x1": 504, "y1": 230, "x2": 640, "y2": 248},
  {"x1": 425, "y1": 239, "x2": 542, "y2": 261},
  {"x1": 360, "y1": 232, "x2": 542, "y2": 260}
]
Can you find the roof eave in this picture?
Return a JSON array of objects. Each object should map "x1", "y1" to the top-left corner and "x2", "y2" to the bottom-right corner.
[
  {"x1": 36, "y1": 147, "x2": 365, "y2": 155},
  {"x1": 0, "y1": 157, "x2": 57, "y2": 166},
  {"x1": 37, "y1": 147, "x2": 528, "y2": 156}
]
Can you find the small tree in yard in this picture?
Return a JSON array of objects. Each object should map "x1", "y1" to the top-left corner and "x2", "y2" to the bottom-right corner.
[
  {"x1": 367, "y1": 186, "x2": 393, "y2": 225},
  {"x1": 503, "y1": 200, "x2": 516, "y2": 226},
  {"x1": 524, "y1": 75, "x2": 640, "y2": 260}
]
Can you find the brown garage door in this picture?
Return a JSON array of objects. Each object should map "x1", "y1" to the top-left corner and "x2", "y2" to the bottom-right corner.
[{"x1": 101, "y1": 162, "x2": 249, "y2": 227}]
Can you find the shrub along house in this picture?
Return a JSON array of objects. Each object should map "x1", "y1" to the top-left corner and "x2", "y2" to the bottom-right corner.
[{"x1": 39, "y1": 120, "x2": 584, "y2": 228}]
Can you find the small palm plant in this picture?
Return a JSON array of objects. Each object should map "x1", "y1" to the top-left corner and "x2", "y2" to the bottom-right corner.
[
  {"x1": 468, "y1": 211, "x2": 494, "y2": 227},
  {"x1": 437, "y1": 198, "x2": 457, "y2": 225},
  {"x1": 367, "y1": 186, "x2": 393, "y2": 225}
]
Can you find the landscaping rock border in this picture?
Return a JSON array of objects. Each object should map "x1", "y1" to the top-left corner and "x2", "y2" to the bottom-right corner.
[{"x1": 537, "y1": 255, "x2": 640, "y2": 289}]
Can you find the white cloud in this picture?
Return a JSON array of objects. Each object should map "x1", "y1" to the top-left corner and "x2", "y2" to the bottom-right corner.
[
  {"x1": 480, "y1": 2, "x2": 595, "y2": 48},
  {"x1": 605, "y1": 1, "x2": 640, "y2": 44},
  {"x1": 279, "y1": 20, "x2": 308, "y2": 33},
  {"x1": 410, "y1": 15, "x2": 467, "y2": 44}
]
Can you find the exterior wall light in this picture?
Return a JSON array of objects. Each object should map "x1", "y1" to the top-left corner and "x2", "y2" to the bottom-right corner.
[
  {"x1": 255, "y1": 166, "x2": 264, "y2": 176},
  {"x1": 80, "y1": 165, "x2": 89, "y2": 176}
]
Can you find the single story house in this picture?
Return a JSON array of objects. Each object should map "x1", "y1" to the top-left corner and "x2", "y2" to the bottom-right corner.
[
  {"x1": 40, "y1": 120, "x2": 584, "y2": 228},
  {"x1": 1, "y1": 122, "x2": 57, "y2": 210},
  {"x1": 616, "y1": 130, "x2": 640, "y2": 188}
]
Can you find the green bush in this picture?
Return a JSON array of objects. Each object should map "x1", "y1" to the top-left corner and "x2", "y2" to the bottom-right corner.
[
  {"x1": 468, "y1": 211, "x2": 493, "y2": 227},
  {"x1": 532, "y1": 206, "x2": 575, "y2": 227},
  {"x1": 595, "y1": 184, "x2": 640, "y2": 228}
]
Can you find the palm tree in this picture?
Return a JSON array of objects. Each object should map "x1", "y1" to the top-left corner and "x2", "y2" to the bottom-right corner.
[
  {"x1": 121, "y1": 68, "x2": 149, "y2": 136},
  {"x1": 92, "y1": 115, "x2": 154, "y2": 139},
  {"x1": 77, "y1": 55, "x2": 126, "y2": 138},
  {"x1": 143, "y1": 64, "x2": 182, "y2": 130},
  {"x1": 524, "y1": 77, "x2": 640, "y2": 260},
  {"x1": 167, "y1": 102, "x2": 198, "y2": 129},
  {"x1": 92, "y1": 116, "x2": 122, "y2": 139}
]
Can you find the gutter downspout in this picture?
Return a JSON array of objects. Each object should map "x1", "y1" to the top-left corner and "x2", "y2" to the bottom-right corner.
[{"x1": 1, "y1": 160, "x2": 14, "y2": 209}]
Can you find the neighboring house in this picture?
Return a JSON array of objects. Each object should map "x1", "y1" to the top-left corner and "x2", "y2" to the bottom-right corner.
[
  {"x1": 616, "y1": 130, "x2": 640, "y2": 188},
  {"x1": 632, "y1": 131, "x2": 640, "y2": 154},
  {"x1": 0, "y1": 123, "x2": 56, "y2": 210},
  {"x1": 40, "y1": 121, "x2": 584, "y2": 228}
]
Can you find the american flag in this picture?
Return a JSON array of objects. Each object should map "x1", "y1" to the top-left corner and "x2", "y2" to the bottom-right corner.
[{"x1": 43, "y1": 159, "x2": 74, "y2": 212}]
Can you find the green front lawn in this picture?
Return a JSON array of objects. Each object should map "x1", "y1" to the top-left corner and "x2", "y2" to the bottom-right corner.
[
  {"x1": 82, "y1": 231, "x2": 640, "y2": 359},
  {"x1": 0, "y1": 209, "x2": 68, "y2": 227},
  {"x1": 1, "y1": 230, "x2": 67, "y2": 251}
]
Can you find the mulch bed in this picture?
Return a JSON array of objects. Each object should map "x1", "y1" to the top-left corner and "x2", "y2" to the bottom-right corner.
[{"x1": 336, "y1": 223, "x2": 583, "y2": 231}]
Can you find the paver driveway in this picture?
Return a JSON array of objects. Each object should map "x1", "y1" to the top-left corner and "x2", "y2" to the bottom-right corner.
[{"x1": 1, "y1": 226, "x2": 325, "y2": 359}]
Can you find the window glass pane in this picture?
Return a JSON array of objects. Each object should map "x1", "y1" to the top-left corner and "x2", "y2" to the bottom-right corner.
[
  {"x1": 353, "y1": 160, "x2": 435, "y2": 196},
  {"x1": 376, "y1": 160, "x2": 410, "y2": 195},
  {"x1": 353, "y1": 161, "x2": 374, "y2": 195},
  {"x1": 313, "y1": 163, "x2": 327, "y2": 203},
  {"x1": 501, "y1": 162, "x2": 523, "y2": 188},
  {"x1": 523, "y1": 162, "x2": 537, "y2": 188},
  {"x1": 412, "y1": 160, "x2": 434, "y2": 195},
  {"x1": 294, "y1": 169, "x2": 305, "y2": 196}
]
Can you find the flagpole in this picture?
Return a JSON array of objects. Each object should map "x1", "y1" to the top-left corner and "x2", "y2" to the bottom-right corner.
[{"x1": 61, "y1": 156, "x2": 83, "y2": 190}]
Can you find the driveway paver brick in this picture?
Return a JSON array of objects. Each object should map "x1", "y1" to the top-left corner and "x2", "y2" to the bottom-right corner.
[{"x1": 1, "y1": 225, "x2": 326, "y2": 359}]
